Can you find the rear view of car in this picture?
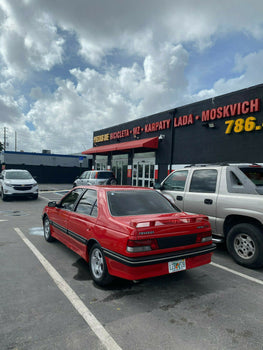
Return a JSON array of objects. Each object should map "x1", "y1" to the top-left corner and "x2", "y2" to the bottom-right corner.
[
  {"x1": 0, "y1": 169, "x2": 38, "y2": 200},
  {"x1": 73, "y1": 170, "x2": 117, "y2": 187},
  {"x1": 43, "y1": 185, "x2": 216, "y2": 287}
]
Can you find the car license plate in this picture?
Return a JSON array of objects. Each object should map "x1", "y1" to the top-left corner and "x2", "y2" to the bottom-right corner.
[{"x1": 168, "y1": 259, "x2": 186, "y2": 273}]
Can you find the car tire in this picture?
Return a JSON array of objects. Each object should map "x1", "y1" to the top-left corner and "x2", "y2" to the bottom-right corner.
[
  {"x1": 33, "y1": 194, "x2": 38, "y2": 200},
  {"x1": 89, "y1": 244, "x2": 114, "y2": 286},
  {"x1": 43, "y1": 217, "x2": 55, "y2": 242},
  {"x1": 107, "y1": 178, "x2": 117, "y2": 185},
  {"x1": 1, "y1": 188, "x2": 7, "y2": 201},
  {"x1": 226, "y1": 223, "x2": 263, "y2": 268}
]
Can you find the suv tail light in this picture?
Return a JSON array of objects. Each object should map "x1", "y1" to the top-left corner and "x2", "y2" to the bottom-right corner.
[
  {"x1": 196, "y1": 232, "x2": 212, "y2": 243},
  {"x1": 127, "y1": 239, "x2": 159, "y2": 252},
  {"x1": 95, "y1": 172, "x2": 98, "y2": 179}
]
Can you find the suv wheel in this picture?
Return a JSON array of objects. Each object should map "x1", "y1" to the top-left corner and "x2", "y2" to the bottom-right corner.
[
  {"x1": 1, "y1": 188, "x2": 7, "y2": 201},
  {"x1": 226, "y1": 223, "x2": 263, "y2": 268}
]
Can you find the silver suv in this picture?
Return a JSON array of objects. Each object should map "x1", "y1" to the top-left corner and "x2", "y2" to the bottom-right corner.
[
  {"x1": 0, "y1": 169, "x2": 39, "y2": 200},
  {"x1": 155, "y1": 164, "x2": 263, "y2": 268},
  {"x1": 73, "y1": 170, "x2": 117, "y2": 187}
]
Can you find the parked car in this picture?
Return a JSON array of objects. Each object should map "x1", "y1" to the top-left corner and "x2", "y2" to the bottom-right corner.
[
  {"x1": 73, "y1": 170, "x2": 117, "y2": 187},
  {"x1": 42, "y1": 185, "x2": 216, "y2": 286},
  {"x1": 154, "y1": 163, "x2": 263, "y2": 268},
  {"x1": 0, "y1": 169, "x2": 38, "y2": 200}
]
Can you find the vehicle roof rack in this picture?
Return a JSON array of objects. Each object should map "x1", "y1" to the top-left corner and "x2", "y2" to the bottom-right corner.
[{"x1": 184, "y1": 162, "x2": 229, "y2": 168}]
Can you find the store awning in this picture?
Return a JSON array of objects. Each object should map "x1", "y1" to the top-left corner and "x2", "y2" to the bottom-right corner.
[{"x1": 82, "y1": 136, "x2": 159, "y2": 155}]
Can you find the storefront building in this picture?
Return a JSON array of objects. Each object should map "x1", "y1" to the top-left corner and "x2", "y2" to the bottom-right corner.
[{"x1": 82, "y1": 84, "x2": 263, "y2": 186}]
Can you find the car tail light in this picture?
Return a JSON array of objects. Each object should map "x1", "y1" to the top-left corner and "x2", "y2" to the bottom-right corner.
[
  {"x1": 127, "y1": 239, "x2": 159, "y2": 252},
  {"x1": 196, "y1": 232, "x2": 212, "y2": 243},
  {"x1": 95, "y1": 172, "x2": 98, "y2": 179}
]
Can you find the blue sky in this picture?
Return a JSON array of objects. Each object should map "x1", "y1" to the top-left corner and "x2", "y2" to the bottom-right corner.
[{"x1": 0, "y1": 0, "x2": 263, "y2": 153}]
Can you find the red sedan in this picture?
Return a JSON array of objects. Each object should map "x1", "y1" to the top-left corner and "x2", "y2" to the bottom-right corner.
[{"x1": 42, "y1": 186, "x2": 216, "y2": 286}]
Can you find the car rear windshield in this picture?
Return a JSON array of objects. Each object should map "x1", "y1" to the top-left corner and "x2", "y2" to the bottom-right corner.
[
  {"x1": 107, "y1": 190, "x2": 179, "y2": 216},
  {"x1": 97, "y1": 172, "x2": 114, "y2": 179},
  {"x1": 5, "y1": 171, "x2": 32, "y2": 180},
  {"x1": 240, "y1": 167, "x2": 263, "y2": 186}
]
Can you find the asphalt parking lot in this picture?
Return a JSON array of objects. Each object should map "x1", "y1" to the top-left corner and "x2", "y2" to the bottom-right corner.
[{"x1": 1, "y1": 185, "x2": 263, "y2": 350}]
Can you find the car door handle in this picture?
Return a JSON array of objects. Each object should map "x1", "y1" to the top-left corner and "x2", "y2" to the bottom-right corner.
[
  {"x1": 176, "y1": 196, "x2": 183, "y2": 201},
  {"x1": 204, "y1": 199, "x2": 213, "y2": 205}
]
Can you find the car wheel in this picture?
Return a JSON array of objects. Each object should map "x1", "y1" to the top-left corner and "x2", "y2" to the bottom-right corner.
[
  {"x1": 226, "y1": 223, "x2": 263, "y2": 268},
  {"x1": 43, "y1": 217, "x2": 55, "y2": 242},
  {"x1": 1, "y1": 188, "x2": 7, "y2": 201},
  {"x1": 33, "y1": 194, "x2": 38, "y2": 200},
  {"x1": 89, "y1": 244, "x2": 114, "y2": 286},
  {"x1": 107, "y1": 178, "x2": 117, "y2": 185}
]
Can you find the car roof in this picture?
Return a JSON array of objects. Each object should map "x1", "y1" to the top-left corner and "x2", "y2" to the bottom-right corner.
[
  {"x1": 88, "y1": 170, "x2": 113, "y2": 172},
  {"x1": 75, "y1": 185, "x2": 153, "y2": 192},
  {"x1": 4, "y1": 169, "x2": 29, "y2": 172}
]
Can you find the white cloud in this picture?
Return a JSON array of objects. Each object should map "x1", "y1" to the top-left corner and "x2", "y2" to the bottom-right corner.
[{"x1": 0, "y1": 0, "x2": 262, "y2": 153}]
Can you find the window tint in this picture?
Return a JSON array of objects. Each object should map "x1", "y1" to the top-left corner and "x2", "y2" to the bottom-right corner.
[
  {"x1": 97, "y1": 172, "x2": 114, "y2": 179},
  {"x1": 60, "y1": 189, "x2": 84, "y2": 210},
  {"x1": 162, "y1": 170, "x2": 188, "y2": 191},
  {"x1": 80, "y1": 171, "x2": 88, "y2": 179},
  {"x1": 5, "y1": 171, "x2": 32, "y2": 180},
  {"x1": 75, "y1": 190, "x2": 98, "y2": 217},
  {"x1": 190, "y1": 169, "x2": 217, "y2": 193},
  {"x1": 240, "y1": 167, "x2": 263, "y2": 186},
  {"x1": 107, "y1": 190, "x2": 179, "y2": 216}
]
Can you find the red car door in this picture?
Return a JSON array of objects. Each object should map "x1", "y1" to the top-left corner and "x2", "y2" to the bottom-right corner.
[
  {"x1": 66, "y1": 189, "x2": 98, "y2": 260},
  {"x1": 51, "y1": 188, "x2": 85, "y2": 250}
]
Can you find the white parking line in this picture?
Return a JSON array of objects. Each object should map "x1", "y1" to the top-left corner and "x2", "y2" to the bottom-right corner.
[
  {"x1": 14, "y1": 227, "x2": 122, "y2": 350},
  {"x1": 210, "y1": 262, "x2": 263, "y2": 285}
]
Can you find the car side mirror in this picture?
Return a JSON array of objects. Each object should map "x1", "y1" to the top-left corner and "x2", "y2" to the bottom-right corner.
[
  {"x1": 153, "y1": 182, "x2": 163, "y2": 190},
  {"x1": 48, "y1": 201, "x2": 57, "y2": 208}
]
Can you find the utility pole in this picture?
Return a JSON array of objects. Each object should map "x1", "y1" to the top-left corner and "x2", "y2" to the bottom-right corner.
[
  {"x1": 3, "y1": 127, "x2": 8, "y2": 151},
  {"x1": 15, "y1": 131, "x2": 17, "y2": 151}
]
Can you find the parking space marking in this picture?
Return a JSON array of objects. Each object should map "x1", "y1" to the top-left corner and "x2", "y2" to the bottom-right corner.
[
  {"x1": 14, "y1": 227, "x2": 122, "y2": 350},
  {"x1": 39, "y1": 195, "x2": 53, "y2": 201},
  {"x1": 211, "y1": 262, "x2": 263, "y2": 285}
]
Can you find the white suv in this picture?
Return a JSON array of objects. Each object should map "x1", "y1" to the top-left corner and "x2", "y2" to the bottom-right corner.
[
  {"x1": 73, "y1": 170, "x2": 117, "y2": 187},
  {"x1": 0, "y1": 169, "x2": 39, "y2": 200}
]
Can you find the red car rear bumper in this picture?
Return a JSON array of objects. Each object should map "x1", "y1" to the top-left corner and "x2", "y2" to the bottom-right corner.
[{"x1": 105, "y1": 244, "x2": 216, "y2": 281}]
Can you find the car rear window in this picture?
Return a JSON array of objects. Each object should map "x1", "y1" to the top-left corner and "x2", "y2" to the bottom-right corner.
[
  {"x1": 97, "y1": 172, "x2": 114, "y2": 179},
  {"x1": 107, "y1": 190, "x2": 179, "y2": 216}
]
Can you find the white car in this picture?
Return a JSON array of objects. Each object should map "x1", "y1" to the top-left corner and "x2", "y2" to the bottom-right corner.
[{"x1": 0, "y1": 169, "x2": 39, "y2": 201}]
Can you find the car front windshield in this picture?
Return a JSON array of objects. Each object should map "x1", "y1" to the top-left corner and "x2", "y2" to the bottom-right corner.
[
  {"x1": 5, "y1": 171, "x2": 32, "y2": 180},
  {"x1": 107, "y1": 190, "x2": 179, "y2": 216}
]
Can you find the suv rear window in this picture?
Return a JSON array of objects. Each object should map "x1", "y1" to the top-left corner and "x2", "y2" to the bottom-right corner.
[
  {"x1": 107, "y1": 190, "x2": 179, "y2": 216},
  {"x1": 97, "y1": 172, "x2": 114, "y2": 179},
  {"x1": 240, "y1": 167, "x2": 263, "y2": 186}
]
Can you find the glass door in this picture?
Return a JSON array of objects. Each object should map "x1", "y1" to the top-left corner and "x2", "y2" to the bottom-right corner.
[
  {"x1": 132, "y1": 160, "x2": 155, "y2": 187},
  {"x1": 112, "y1": 155, "x2": 128, "y2": 185}
]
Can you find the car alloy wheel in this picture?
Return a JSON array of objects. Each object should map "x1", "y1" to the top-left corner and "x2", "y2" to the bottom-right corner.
[
  {"x1": 43, "y1": 217, "x2": 55, "y2": 242},
  {"x1": 89, "y1": 244, "x2": 113, "y2": 286},
  {"x1": 233, "y1": 233, "x2": 255, "y2": 259},
  {"x1": 227, "y1": 223, "x2": 263, "y2": 268}
]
